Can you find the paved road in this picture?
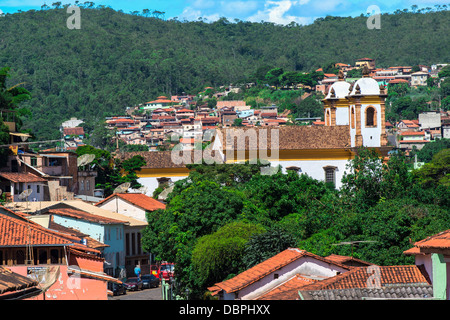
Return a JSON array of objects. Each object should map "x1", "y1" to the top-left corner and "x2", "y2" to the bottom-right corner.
[{"x1": 108, "y1": 286, "x2": 162, "y2": 300}]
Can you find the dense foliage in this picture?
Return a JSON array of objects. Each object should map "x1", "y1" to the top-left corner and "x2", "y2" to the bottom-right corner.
[
  {"x1": 0, "y1": 6, "x2": 449, "y2": 142},
  {"x1": 141, "y1": 149, "x2": 450, "y2": 299}
]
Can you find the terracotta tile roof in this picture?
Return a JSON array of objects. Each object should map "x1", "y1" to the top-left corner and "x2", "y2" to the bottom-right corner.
[
  {"x1": 45, "y1": 208, "x2": 128, "y2": 225},
  {"x1": 405, "y1": 229, "x2": 450, "y2": 253},
  {"x1": 325, "y1": 254, "x2": 373, "y2": 267},
  {"x1": 0, "y1": 211, "x2": 78, "y2": 247},
  {"x1": 0, "y1": 266, "x2": 39, "y2": 295},
  {"x1": 63, "y1": 127, "x2": 84, "y2": 136},
  {"x1": 256, "y1": 274, "x2": 318, "y2": 300},
  {"x1": 298, "y1": 265, "x2": 430, "y2": 292},
  {"x1": 217, "y1": 126, "x2": 351, "y2": 151},
  {"x1": 0, "y1": 172, "x2": 46, "y2": 183},
  {"x1": 400, "y1": 131, "x2": 425, "y2": 136},
  {"x1": 116, "y1": 150, "x2": 215, "y2": 169},
  {"x1": 211, "y1": 248, "x2": 350, "y2": 294},
  {"x1": 95, "y1": 193, "x2": 166, "y2": 212}
]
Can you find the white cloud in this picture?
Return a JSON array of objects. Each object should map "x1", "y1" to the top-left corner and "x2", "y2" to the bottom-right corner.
[
  {"x1": 179, "y1": 6, "x2": 220, "y2": 22},
  {"x1": 247, "y1": 0, "x2": 314, "y2": 25}
]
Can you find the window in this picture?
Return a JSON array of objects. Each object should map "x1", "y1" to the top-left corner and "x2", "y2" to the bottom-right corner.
[
  {"x1": 86, "y1": 180, "x2": 90, "y2": 191},
  {"x1": 366, "y1": 106, "x2": 376, "y2": 127},
  {"x1": 351, "y1": 107, "x2": 355, "y2": 129},
  {"x1": 50, "y1": 249, "x2": 59, "y2": 264},
  {"x1": 37, "y1": 185, "x2": 40, "y2": 194},
  {"x1": 31, "y1": 157, "x2": 37, "y2": 167},
  {"x1": 125, "y1": 233, "x2": 130, "y2": 256},
  {"x1": 80, "y1": 180, "x2": 84, "y2": 191},
  {"x1": 323, "y1": 166, "x2": 337, "y2": 186},
  {"x1": 39, "y1": 249, "x2": 47, "y2": 264},
  {"x1": 16, "y1": 250, "x2": 25, "y2": 265}
]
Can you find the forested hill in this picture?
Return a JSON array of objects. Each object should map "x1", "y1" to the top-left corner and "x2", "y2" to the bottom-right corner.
[{"x1": 0, "y1": 6, "x2": 449, "y2": 140}]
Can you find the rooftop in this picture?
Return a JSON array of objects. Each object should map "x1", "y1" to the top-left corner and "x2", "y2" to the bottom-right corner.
[{"x1": 95, "y1": 193, "x2": 166, "y2": 212}]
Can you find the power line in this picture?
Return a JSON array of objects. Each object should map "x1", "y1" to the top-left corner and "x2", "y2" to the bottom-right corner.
[{"x1": 0, "y1": 139, "x2": 62, "y2": 148}]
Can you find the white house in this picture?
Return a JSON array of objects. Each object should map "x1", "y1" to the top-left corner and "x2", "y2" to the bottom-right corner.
[
  {"x1": 95, "y1": 193, "x2": 166, "y2": 222},
  {"x1": 209, "y1": 248, "x2": 351, "y2": 300}
]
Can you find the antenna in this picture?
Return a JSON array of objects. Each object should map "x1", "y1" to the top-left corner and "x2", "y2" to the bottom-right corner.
[
  {"x1": 332, "y1": 240, "x2": 377, "y2": 258},
  {"x1": 113, "y1": 182, "x2": 131, "y2": 194}
]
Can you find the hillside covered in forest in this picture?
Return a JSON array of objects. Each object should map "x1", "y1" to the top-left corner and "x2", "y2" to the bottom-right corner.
[{"x1": 0, "y1": 6, "x2": 449, "y2": 140}]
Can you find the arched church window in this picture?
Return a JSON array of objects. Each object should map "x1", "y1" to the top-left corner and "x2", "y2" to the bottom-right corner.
[
  {"x1": 366, "y1": 106, "x2": 376, "y2": 127},
  {"x1": 351, "y1": 107, "x2": 355, "y2": 129}
]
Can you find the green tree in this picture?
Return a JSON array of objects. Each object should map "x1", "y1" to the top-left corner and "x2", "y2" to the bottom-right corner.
[
  {"x1": 242, "y1": 226, "x2": 296, "y2": 269},
  {"x1": 191, "y1": 221, "x2": 265, "y2": 296}
]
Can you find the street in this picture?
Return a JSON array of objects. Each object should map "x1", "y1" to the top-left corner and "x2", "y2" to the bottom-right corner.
[{"x1": 108, "y1": 286, "x2": 162, "y2": 300}]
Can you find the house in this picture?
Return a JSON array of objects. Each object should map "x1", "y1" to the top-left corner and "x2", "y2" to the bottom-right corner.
[
  {"x1": 404, "y1": 229, "x2": 450, "y2": 300},
  {"x1": 399, "y1": 131, "x2": 429, "y2": 150},
  {"x1": 411, "y1": 71, "x2": 430, "y2": 87},
  {"x1": 0, "y1": 150, "x2": 80, "y2": 202},
  {"x1": 0, "y1": 206, "x2": 120, "y2": 300},
  {"x1": 13, "y1": 200, "x2": 149, "y2": 278},
  {"x1": 419, "y1": 111, "x2": 441, "y2": 130},
  {"x1": 397, "y1": 119, "x2": 420, "y2": 131},
  {"x1": 143, "y1": 96, "x2": 173, "y2": 110},
  {"x1": 209, "y1": 248, "x2": 350, "y2": 300},
  {"x1": 355, "y1": 58, "x2": 376, "y2": 70},
  {"x1": 297, "y1": 265, "x2": 432, "y2": 300},
  {"x1": 95, "y1": 192, "x2": 166, "y2": 223},
  {"x1": 29, "y1": 204, "x2": 128, "y2": 277}
]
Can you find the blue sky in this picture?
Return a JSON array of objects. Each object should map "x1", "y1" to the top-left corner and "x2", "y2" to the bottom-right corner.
[{"x1": 0, "y1": 0, "x2": 448, "y2": 25}]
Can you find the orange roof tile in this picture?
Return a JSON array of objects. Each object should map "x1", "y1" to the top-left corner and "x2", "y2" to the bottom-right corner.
[
  {"x1": 212, "y1": 248, "x2": 350, "y2": 294},
  {"x1": 95, "y1": 193, "x2": 166, "y2": 212},
  {"x1": 0, "y1": 172, "x2": 46, "y2": 183},
  {"x1": 257, "y1": 274, "x2": 318, "y2": 300},
  {"x1": 299, "y1": 265, "x2": 430, "y2": 292},
  {"x1": 45, "y1": 208, "x2": 128, "y2": 225},
  {"x1": 400, "y1": 131, "x2": 425, "y2": 136},
  {"x1": 325, "y1": 254, "x2": 373, "y2": 267},
  {"x1": 410, "y1": 229, "x2": 450, "y2": 252}
]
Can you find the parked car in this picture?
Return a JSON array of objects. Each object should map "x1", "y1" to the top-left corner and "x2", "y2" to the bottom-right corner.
[
  {"x1": 159, "y1": 262, "x2": 175, "y2": 282},
  {"x1": 141, "y1": 274, "x2": 160, "y2": 289},
  {"x1": 124, "y1": 277, "x2": 143, "y2": 291},
  {"x1": 108, "y1": 281, "x2": 127, "y2": 296}
]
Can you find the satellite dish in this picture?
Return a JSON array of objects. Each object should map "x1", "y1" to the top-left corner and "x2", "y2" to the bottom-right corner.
[
  {"x1": 113, "y1": 182, "x2": 131, "y2": 194},
  {"x1": 18, "y1": 189, "x2": 33, "y2": 201},
  {"x1": 137, "y1": 186, "x2": 148, "y2": 194},
  {"x1": 77, "y1": 154, "x2": 96, "y2": 167}
]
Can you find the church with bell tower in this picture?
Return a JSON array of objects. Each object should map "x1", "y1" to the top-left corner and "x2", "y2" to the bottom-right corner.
[{"x1": 323, "y1": 67, "x2": 388, "y2": 149}]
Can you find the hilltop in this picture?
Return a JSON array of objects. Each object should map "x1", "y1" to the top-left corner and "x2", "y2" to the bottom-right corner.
[{"x1": 0, "y1": 6, "x2": 448, "y2": 140}]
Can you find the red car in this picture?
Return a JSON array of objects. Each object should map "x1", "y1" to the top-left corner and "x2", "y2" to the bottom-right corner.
[{"x1": 159, "y1": 262, "x2": 175, "y2": 282}]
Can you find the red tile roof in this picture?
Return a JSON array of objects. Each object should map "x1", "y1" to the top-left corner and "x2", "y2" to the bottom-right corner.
[
  {"x1": 256, "y1": 274, "x2": 318, "y2": 300},
  {"x1": 400, "y1": 131, "x2": 425, "y2": 136},
  {"x1": 211, "y1": 248, "x2": 350, "y2": 294},
  {"x1": 325, "y1": 254, "x2": 373, "y2": 267},
  {"x1": 95, "y1": 193, "x2": 166, "y2": 212},
  {"x1": 299, "y1": 265, "x2": 430, "y2": 292},
  {"x1": 405, "y1": 229, "x2": 450, "y2": 254},
  {"x1": 46, "y1": 208, "x2": 128, "y2": 225},
  {"x1": 63, "y1": 127, "x2": 84, "y2": 136},
  {"x1": 0, "y1": 172, "x2": 46, "y2": 183}
]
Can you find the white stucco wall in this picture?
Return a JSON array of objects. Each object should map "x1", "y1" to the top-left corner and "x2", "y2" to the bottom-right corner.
[
  {"x1": 137, "y1": 176, "x2": 187, "y2": 196},
  {"x1": 279, "y1": 159, "x2": 350, "y2": 189},
  {"x1": 97, "y1": 197, "x2": 147, "y2": 222},
  {"x1": 235, "y1": 255, "x2": 349, "y2": 300}
]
